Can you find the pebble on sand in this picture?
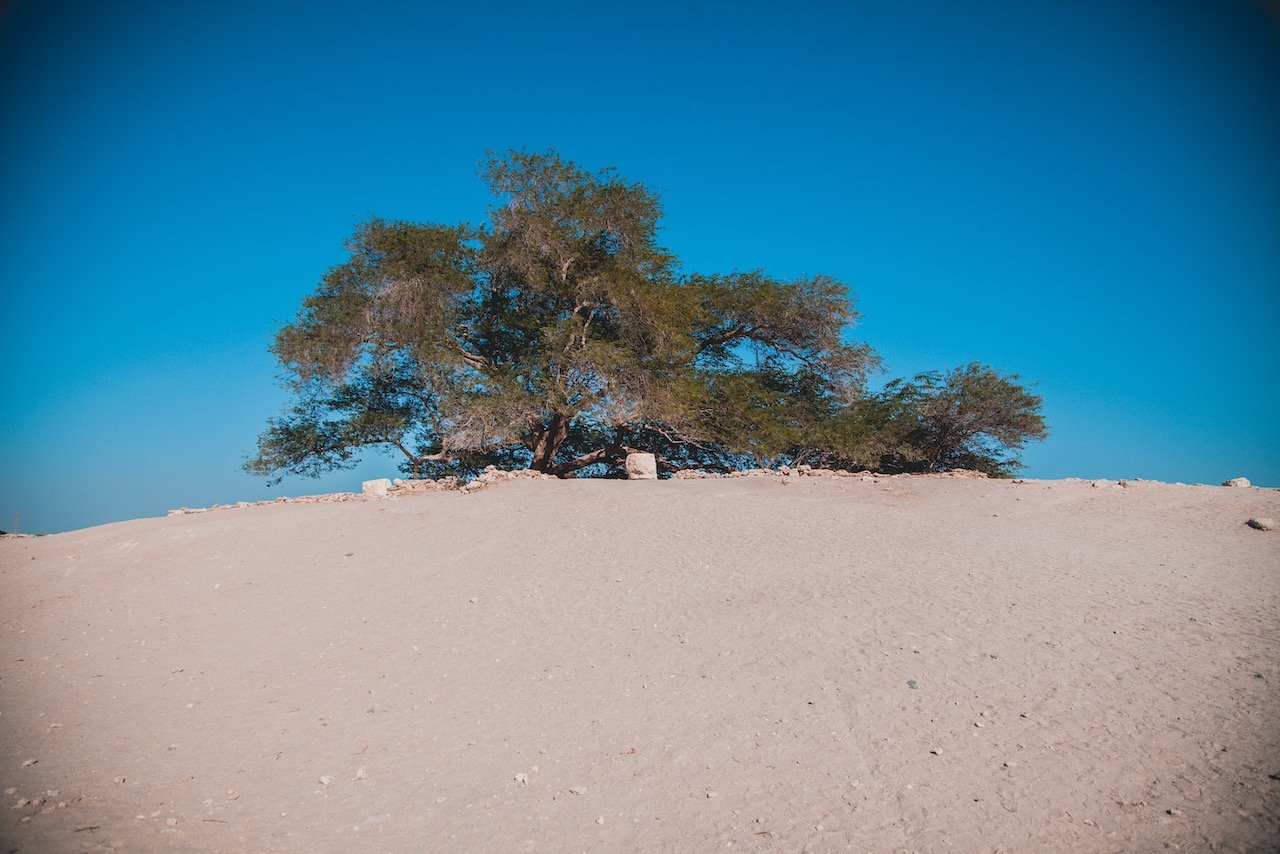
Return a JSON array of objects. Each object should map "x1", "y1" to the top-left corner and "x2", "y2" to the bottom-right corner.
[{"x1": 1246, "y1": 517, "x2": 1274, "y2": 531}]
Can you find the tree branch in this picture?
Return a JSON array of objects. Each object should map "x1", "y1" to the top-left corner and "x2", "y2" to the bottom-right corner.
[
  {"x1": 386, "y1": 437, "x2": 449, "y2": 478},
  {"x1": 695, "y1": 322, "x2": 753, "y2": 354},
  {"x1": 450, "y1": 339, "x2": 488, "y2": 369},
  {"x1": 549, "y1": 446, "x2": 619, "y2": 477}
]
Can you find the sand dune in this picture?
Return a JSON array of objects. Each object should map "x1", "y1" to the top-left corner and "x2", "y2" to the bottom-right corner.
[{"x1": 1, "y1": 475, "x2": 1277, "y2": 852}]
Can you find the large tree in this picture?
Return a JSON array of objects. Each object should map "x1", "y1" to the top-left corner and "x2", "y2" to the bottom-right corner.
[{"x1": 247, "y1": 151, "x2": 876, "y2": 481}]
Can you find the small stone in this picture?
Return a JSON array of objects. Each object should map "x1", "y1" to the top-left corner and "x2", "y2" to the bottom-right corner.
[
  {"x1": 706, "y1": 791, "x2": 718, "y2": 798},
  {"x1": 113, "y1": 776, "x2": 126, "y2": 784},
  {"x1": 469, "y1": 597, "x2": 478, "y2": 604},
  {"x1": 362, "y1": 478, "x2": 393, "y2": 498},
  {"x1": 1246, "y1": 518, "x2": 1274, "y2": 531},
  {"x1": 2, "y1": 788, "x2": 13, "y2": 795},
  {"x1": 1222, "y1": 477, "x2": 1251, "y2": 488},
  {"x1": 12, "y1": 798, "x2": 29, "y2": 808},
  {"x1": 20, "y1": 759, "x2": 36, "y2": 767},
  {"x1": 514, "y1": 773, "x2": 528, "y2": 786},
  {"x1": 354, "y1": 766, "x2": 368, "y2": 780},
  {"x1": 906, "y1": 680, "x2": 918, "y2": 689},
  {"x1": 319, "y1": 775, "x2": 333, "y2": 786},
  {"x1": 568, "y1": 786, "x2": 587, "y2": 795},
  {"x1": 596, "y1": 816, "x2": 605, "y2": 825},
  {"x1": 166, "y1": 817, "x2": 178, "y2": 826},
  {"x1": 1167, "y1": 808, "x2": 1183, "y2": 816}
]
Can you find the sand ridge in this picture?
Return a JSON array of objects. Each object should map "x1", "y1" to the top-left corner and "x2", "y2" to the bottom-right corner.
[{"x1": 1, "y1": 476, "x2": 1277, "y2": 851}]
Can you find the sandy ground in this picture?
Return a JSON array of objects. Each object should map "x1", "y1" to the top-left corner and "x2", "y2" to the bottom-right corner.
[{"x1": 0, "y1": 475, "x2": 1277, "y2": 852}]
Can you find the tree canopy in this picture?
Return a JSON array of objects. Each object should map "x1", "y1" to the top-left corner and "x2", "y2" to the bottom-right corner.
[{"x1": 247, "y1": 150, "x2": 1045, "y2": 482}]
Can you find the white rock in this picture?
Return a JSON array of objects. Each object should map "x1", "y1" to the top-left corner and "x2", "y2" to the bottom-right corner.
[
  {"x1": 362, "y1": 478, "x2": 393, "y2": 498},
  {"x1": 625, "y1": 452, "x2": 657, "y2": 480},
  {"x1": 318, "y1": 775, "x2": 333, "y2": 786},
  {"x1": 514, "y1": 773, "x2": 528, "y2": 786},
  {"x1": 1246, "y1": 517, "x2": 1274, "y2": 531},
  {"x1": 1222, "y1": 477, "x2": 1251, "y2": 488}
]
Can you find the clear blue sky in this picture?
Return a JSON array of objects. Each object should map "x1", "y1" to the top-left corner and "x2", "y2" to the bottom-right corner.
[{"x1": 2, "y1": 0, "x2": 1278, "y2": 533}]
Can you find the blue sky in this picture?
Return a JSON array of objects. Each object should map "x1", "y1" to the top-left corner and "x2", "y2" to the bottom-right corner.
[{"x1": 2, "y1": 0, "x2": 1278, "y2": 533}]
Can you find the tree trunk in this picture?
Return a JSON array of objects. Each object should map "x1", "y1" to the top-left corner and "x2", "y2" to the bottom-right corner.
[{"x1": 529, "y1": 413, "x2": 570, "y2": 473}]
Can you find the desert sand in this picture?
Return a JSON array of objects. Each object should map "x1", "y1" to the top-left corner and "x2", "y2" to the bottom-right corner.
[{"x1": 1, "y1": 474, "x2": 1277, "y2": 852}]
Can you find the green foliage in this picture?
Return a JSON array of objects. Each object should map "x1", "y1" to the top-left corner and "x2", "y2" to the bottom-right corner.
[
  {"x1": 905, "y1": 363, "x2": 1049, "y2": 475},
  {"x1": 808, "y1": 363, "x2": 1049, "y2": 477},
  {"x1": 247, "y1": 151, "x2": 1046, "y2": 482}
]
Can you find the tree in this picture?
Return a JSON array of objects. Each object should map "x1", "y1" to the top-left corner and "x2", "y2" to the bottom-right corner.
[
  {"x1": 821, "y1": 363, "x2": 1048, "y2": 476},
  {"x1": 246, "y1": 150, "x2": 877, "y2": 481}
]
